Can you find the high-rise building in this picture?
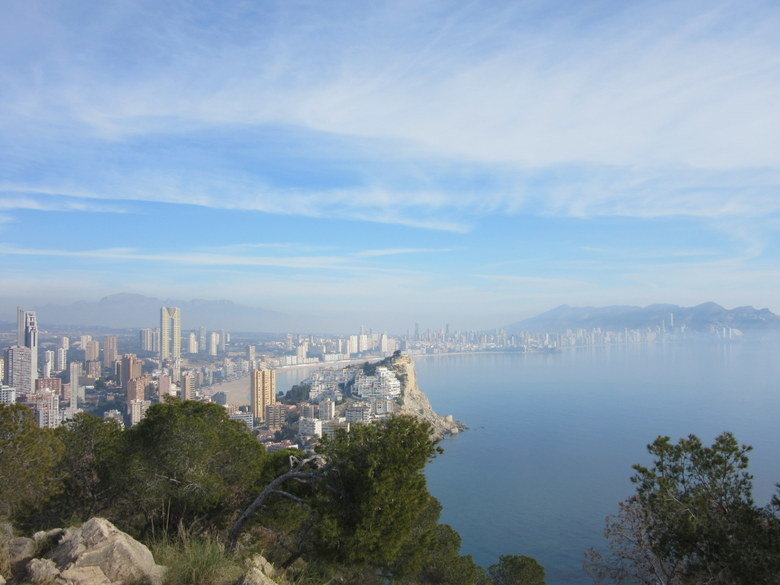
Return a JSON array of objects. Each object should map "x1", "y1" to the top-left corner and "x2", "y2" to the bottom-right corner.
[
  {"x1": 160, "y1": 307, "x2": 182, "y2": 361},
  {"x1": 128, "y1": 399, "x2": 151, "y2": 427},
  {"x1": 103, "y1": 335, "x2": 118, "y2": 368},
  {"x1": 60, "y1": 336, "x2": 70, "y2": 350},
  {"x1": 36, "y1": 377, "x2": 62, "y2": 395},
  {"x1": 181, "y1": 372, "x2": 196, "y2": 400},
  {"x1": 85, "y1": 340, "x2": 100, "y2": 362},
  {"x1": 0, "y1": 385, "x2": 16, "y2": 405},
  {"x1": 120, "y1": 354, "x2": 143, "y2": 395},
  {"x1": 30, "y1": 389, "x2": 60, "y2": 428},
  {"x1": 158, "y1": 374, "x2": 172, "y2": 399},
  {"x1": 219, "y1": 330, "x2": 227, "y2": 354},
  {"x1": 140, "y1": 329, "x2": 155, "y2": 352},
  {"x1": 188, "y1": 332, "x2": 198, "y2": 354},
  {"x1": 250, "y1": 369, "x2": 276, "y2": 423},
  {"x1": 43, "y1": 350, "x2": 54, "y2": 378},
  {"x1": 86, "y1": 360, "x2": 101, "y2": 379},
  {"x1": 5, "y1": 346, "x2": 33, "y2": 395},
  {"x1": 16, "y1": 308, "x2": 38, "y2": 387},
  {"x1": 198, "y1": 327, "x2": 206, "y2": 353},
  {"x1": 318, "y1": 399, "x2": 336, "y2": 420},
  {"x1": 69, "y1": 362, "x2": 83, "y2": 405},
  {"x1": 264, "y1": 403, "x2": 287, "y2": 428},
  {"x1": 246, "y1": 345, "x2": 256, "y2": 363},
  {"x1": 127, "y1": 376, "x2": 149, "y2": 403},
  {"x1": 208, "y1": 332, "x2": 219, "y2": 356},
  {"x1": 55, "y1": 347, "x2": 67, "y2": 372}
]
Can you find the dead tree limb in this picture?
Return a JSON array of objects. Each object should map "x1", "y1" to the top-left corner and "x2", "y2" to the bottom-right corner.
[{"x1": 227, "y1": 454, "x2": 329, "y2": 550}]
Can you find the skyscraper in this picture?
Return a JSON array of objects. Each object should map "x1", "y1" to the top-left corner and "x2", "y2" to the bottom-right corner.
[
  {"x1": 120, "y1": 354, "x2": 143, "y2": 396},
  {"x1": 5, "y1": 346, "x2": 33, "y2": 395},
  {"x1": 69, "y1": 362, "x2": 83, "y2": 405},
  {"x1": 160, "y1": 306, "x2": 182, "y2": 361},
  {"x1": 43, "y1": 350, "x2": 54, "y2": 378},
  {"x1": 16, "y1": 308, "x2": 38, "y2": 386},
  {"x1": 55, "y1": 347, "x2": 67, "y2": 372},
  {"x1": 140, "y1": 328, "x2": 154, "y2": 352},
  {"x1": 250, "y1": 369, "x2": 276, "y2": 424},
  {"x1": 103, "y1": 335, "x2": 118, "y2": 368},
  {"x1": 85, "y1": 340, "x2": 100, "y2": 362}
]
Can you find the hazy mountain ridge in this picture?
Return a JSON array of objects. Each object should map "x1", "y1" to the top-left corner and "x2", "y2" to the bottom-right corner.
[
  {"x1": 28, "y1": 293, "x2": 320, "y2": 333},
  {"x1": 508, "y1": 302, "x2": 780, "y2": 333}
]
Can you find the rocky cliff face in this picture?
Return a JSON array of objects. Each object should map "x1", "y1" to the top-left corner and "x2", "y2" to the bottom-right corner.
[{"x1": 386, "y1": 354, "x2": 466, "y2": 439}]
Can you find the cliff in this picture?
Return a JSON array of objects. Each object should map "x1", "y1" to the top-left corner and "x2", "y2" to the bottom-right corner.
[{"x1": 383, "y1": 354, "x2": 466, "y2": 439}]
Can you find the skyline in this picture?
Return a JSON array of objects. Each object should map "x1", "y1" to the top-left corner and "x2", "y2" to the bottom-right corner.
[{"x1": 2, "y1": 1, "x2": 780, "y2": 330}]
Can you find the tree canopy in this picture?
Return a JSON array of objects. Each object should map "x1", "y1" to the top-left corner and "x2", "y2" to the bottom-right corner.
[
  {"x1": 0, "y1": 404, "x2": 63, "y2": 519},
  {"x1": 585, "y1": 432, "x2": 780, "y2": 585}
]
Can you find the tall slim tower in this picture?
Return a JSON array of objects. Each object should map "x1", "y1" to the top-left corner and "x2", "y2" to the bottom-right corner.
[
  {"x1": 103, "y1": 335, "x2": 118, "y2": 368},
  {"x1": 17, "y1": 308, "x2": 38, "y2": 386},
  {"x1": 160, "y1": 307, "x2": 182, "y2": 361},
  {"x1": 250, "y1": 369, "x2": 276, "y2": 424}
]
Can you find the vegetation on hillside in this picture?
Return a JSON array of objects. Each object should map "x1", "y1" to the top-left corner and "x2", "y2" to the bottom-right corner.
[
  {"x1": 0, "y1": 400, "x2": 545, "y2": 585},
  {"x1": 6, "y1": 399, "x2": 777, "y2": 585}
]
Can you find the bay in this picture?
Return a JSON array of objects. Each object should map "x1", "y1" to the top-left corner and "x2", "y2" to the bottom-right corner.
[{"x1": 416, "y1": 342, "x2": 780, "y2": 585}]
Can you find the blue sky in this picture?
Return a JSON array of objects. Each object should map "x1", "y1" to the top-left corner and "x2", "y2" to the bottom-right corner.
[{"x1": 1, "y1": 0, "x2": 779, "y2": 330}]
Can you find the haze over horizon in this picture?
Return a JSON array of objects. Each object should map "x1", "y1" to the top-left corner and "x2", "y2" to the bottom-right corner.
[{"x1": 2, "y1": 1, "x2": 779, "y2": 329}]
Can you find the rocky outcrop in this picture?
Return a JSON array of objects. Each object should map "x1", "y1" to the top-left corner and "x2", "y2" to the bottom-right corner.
[
  {"x1": 239, "y1": 554, "x2": 277, "y2": 585},
  {"x1": 387, "y1": 354, "x2": 466, "y2": 439},
  {"x1": 9, "y1": 518, "x2": 165, "y2": 585}
]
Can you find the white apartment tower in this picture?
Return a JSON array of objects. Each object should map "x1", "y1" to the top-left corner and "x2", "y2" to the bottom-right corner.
[{"x1": 160, "y1": 306, "x2": 182, "y2": 361}]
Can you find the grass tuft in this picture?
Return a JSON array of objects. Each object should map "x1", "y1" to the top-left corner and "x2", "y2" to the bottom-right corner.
[{"x1": 151, "y1": 535, "x2": 245, "y2": 585}]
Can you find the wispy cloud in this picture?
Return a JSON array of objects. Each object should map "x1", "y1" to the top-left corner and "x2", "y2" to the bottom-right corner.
[
  {"x1": 354, "y1": 247, "x2": 454, "y2": 257},
  {"x1": 2, "y1": 1, "x2": 779, "y2": 227},
  {"x1": 0, "y1": 245, "x2": 352, "y2": 270}
]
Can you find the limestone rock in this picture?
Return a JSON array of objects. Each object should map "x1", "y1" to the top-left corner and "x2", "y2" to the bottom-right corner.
[
  {"x1": 389, "y1": 354, "x2": 467, "y2": 439},
  {"x1": 60, "y1": 565, "x2": 112, "y2": 585},
  {"x1": 27, "y1": 558, "x2": 60, "y2": 583},
  {"x1": 8, "y1": 537, "x2": 36, "y2": 576},
  {"x1": 0, "y1": 573, "x2": 6, "y2": 585},
  {"x1": 239, "y1": 567, "x2": 277, "y2": 585},
  {"x1": 246, "y1": 553, "x2": 276, "y2": 577},
  {"x1": 47, "y1": 518, "x2": 164, "y2": 585}
]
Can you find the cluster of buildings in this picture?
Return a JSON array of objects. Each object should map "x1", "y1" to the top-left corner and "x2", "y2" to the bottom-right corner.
[
  {"x1": 399, "y1": 319, "x2": 728, "y2": 355},
  {"x1": 7, "y1": 304, "x2": 707, "y2": 434},
  {"x1": 1, "y1": 308, "x2": 122, "y2": 427}
]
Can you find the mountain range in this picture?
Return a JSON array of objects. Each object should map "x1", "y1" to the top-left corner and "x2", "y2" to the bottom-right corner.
[{"x1": 507, "y1": 302, "x2": 780, "y2": 334}]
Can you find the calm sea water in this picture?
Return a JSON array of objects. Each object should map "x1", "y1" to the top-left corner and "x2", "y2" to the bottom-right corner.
[{"x1": 415, "y1": 342, "x2": 780, "y2": 585}]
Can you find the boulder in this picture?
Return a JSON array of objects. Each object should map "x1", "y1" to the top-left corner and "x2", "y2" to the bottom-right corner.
[
  {"x1": 246, "y1": 553, "x2": 276, "y2": 577},
  {"x1": 27, "y1": 558, "x2": 60, "y2": 584},
  {"x1": 8, "y1": 537, "x2": 36, "y2": 576},
  {"x1": 59, "y1": 565, "x2": 112, "y2": 585},
  {"x1": 47, "y1": 518, "x2": 164, "y2": 585},
  {"x1": 0, "y1": 573, "x2": 6, "y2": 585},
  {"x1": 239, "y1": 567, "x2": 277, "y2": 585}
]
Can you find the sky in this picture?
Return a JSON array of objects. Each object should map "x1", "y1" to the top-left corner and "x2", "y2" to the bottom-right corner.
[{"x1": 1, "y1": 0, "x2": 779, "y2": 331}]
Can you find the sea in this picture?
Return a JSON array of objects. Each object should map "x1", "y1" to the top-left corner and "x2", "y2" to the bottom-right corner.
[{"x1": 412, "y1": 342, "x2": 780, "y2": 585}]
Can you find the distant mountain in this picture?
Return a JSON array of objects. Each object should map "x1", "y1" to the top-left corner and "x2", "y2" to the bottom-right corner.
[
  {"x1": 507, "y1": 303, "x2": 780, "y2": 334},
  {"x1": 31, "y1": 293, "x2": 320, "y2": 333}
]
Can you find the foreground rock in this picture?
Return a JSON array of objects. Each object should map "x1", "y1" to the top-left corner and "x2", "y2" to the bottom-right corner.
[
  {"x1": 239, "y1": 554, "x2": 277, "y2": 585},
  {"x1": 14, "y1": 518, "x2": 165, "y2": 585}
]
